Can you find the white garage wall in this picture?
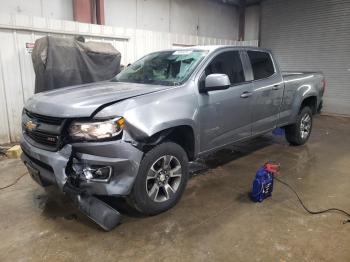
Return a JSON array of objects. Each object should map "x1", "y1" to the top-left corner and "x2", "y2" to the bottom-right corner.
[
  {"x1": 245, "y1": 5, "x2": 260, "y2": 41},
  {"x1": 0, "y1": 0, "x2": 73, "y2": 21},
  {"x1": 105, "y1": 0, "x2": 239, "y2": 39},
  {"x1": 1, "y1": 0, "x2": 252, "y2": 41},
  {"x1": 0, "y1": 14, "x2": 258, "y2": 144}
]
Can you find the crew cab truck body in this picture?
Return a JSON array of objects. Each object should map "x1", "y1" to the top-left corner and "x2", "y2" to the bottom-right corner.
[{"x1": 21, "y1": 46, "x2": 325, "y2": 227}]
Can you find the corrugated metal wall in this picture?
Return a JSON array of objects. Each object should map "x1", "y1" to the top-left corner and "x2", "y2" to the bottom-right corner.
[
  {"x1": 0, "y1": 14, "x2": 258, "y2": 144},
  {"x1": 260, "y1": 0, "x2": 350, "y2": 116}
]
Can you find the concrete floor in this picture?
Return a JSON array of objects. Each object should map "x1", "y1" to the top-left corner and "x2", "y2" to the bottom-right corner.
[{"x1": 1, "y1": 115, "x2": 350, "y2": 262}]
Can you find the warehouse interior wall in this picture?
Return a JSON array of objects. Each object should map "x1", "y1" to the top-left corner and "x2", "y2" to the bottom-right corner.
[
  {"x1": 105, "y1": 0, "x2": 239, "y2": 40},
  {"x1": 244, "y1": 5, "x2": 260, "y2": 41},
  {"x1": 170, "y1": 0, "x2": 238, "y2": 39},
  {"x1": 0, "y1": 0, "x2": 262, "y2": 41},
  {"x1": 0, "y1": 0, "x2": 242, "y2": 40},
  {"x1": 0, "y1": 0, "x2": 74, "y2": 21}
]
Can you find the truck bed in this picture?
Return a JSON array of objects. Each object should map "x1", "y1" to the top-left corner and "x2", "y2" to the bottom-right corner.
[{"x1": 282, "y1": 71, "x2": 322, "y2": 78}]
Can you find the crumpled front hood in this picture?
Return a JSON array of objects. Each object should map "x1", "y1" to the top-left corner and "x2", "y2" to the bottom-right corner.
[{"x1": 25, "y1": 81, "x2": 165, "y2": 118}]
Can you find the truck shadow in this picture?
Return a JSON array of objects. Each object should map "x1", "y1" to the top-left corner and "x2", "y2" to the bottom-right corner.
[{"x1": 190, "y1": 134, "x2": 284, "y2": 175}]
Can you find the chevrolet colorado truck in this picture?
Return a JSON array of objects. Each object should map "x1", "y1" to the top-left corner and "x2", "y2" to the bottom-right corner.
[{"x1": 21, "y1": 46, "x2": 325, "y2": 229}]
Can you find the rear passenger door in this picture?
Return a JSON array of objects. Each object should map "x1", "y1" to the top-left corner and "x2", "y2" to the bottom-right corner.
[
  {"x1": 246, "y1": 50, "x2": 284, "y2": 135},
  {"x1": 198, "y1": 50, "x2": 253, "y2": 152}
]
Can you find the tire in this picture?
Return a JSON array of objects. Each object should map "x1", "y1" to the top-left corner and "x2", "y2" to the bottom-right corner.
[
  {"x1": 127, "y1": 142, "x2": 189, "y2": 215},
  {"x1": 285, "y1": 106, "x2": 313, "y2": 146}
]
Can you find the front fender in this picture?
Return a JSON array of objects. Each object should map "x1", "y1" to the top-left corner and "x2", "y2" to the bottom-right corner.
[
  {"x1": 123, "y1": 107, "x2": 199, "y2": 155},
  {"x1": 94, "y1": 85, "x2": 200, "y2": 154},
  {"x1": 125, "y1": 117, "x2": 198, "y2": 140}
]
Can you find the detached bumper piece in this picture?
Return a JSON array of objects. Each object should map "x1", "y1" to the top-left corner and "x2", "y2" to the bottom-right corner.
[{"x1": 63, "y1": 182, "x2": 121, "y2": 231}]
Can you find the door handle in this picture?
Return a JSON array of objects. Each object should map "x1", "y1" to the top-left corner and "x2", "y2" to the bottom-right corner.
[
  {"x1": 272, "y1": 84, "x2": 280, "y2": 90},
  {"x1": 240, "y1": 91, "x2": 252, "y2": 98}
]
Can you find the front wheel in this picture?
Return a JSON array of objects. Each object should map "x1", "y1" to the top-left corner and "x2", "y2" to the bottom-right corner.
[
  {"x1": 285, "y1": 106, "x2": 313, "y2": 146},
  {"x1": 127, "y1": 142, "x2": 189, "y2": 215}
]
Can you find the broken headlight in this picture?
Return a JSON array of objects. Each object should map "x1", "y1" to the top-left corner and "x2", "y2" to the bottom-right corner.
[{"x1": 69, "y1": 117, "x2": 124, "y2": 141}]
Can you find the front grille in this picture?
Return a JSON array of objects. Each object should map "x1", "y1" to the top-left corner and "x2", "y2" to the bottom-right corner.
[
  {"x1": 26, "y1": 130, "x2": 59, "y2": 147},
  {"x1": 23, "y1": 110, "x2": 67, "y2": 151},
  {"x1": 25, "y1": 110, "x2": 63, "y2": 125}
]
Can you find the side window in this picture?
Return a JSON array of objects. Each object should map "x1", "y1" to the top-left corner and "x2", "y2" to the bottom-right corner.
[
  {"x1": 205, "y1": 51, "x2": 245, "y2": 85},
  {"x1": 247, "y1": 51, "x2": 275, "y2": 80}
]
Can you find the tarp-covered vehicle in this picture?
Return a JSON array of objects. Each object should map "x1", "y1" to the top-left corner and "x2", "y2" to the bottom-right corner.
[{"x1": 32, "y1": 36, "x2": 121, "y2": 93}]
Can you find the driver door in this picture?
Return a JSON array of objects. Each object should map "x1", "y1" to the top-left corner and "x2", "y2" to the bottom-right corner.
[{"x1": 198, "y1": 50, "x2": 253, "y2": 153}]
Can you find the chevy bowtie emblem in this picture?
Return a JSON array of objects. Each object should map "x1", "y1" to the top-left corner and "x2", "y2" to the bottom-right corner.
[{"x1": 25, "y1": 120, "x2": 38, "y2": 131}]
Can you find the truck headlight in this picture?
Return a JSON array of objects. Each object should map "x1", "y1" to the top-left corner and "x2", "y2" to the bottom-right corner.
[{"x1": 69, "y1": 117, "x2": 124, "y2": 141}]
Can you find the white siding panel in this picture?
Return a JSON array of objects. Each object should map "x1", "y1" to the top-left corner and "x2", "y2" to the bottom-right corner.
[
  {"x1": 0, "y1": 51, "x2": 11, "y2": 143},
  {"x1": 0, "y1": 30, "x2": 25, "y2": 142},
  {"x1": 260, "y1": 0, "x2": 350, "y2": 115},
  {"x1": 17, "y1": 32, "x2": 36, "y2": 101}
]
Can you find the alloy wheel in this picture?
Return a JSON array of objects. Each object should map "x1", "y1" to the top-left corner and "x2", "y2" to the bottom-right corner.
[
  {"x1": 300, "y1": 113, "x2": 312, "y2": 139},
  {"x1": 146, "y1": 155, "x2": 182, "y2": 203}
]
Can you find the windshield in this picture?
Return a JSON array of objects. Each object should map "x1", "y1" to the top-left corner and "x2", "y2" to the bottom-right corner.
[{"x1": 114, "y1": 50, "x2": 207, "y2": 86}]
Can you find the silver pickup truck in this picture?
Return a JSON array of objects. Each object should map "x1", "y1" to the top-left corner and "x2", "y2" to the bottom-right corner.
[{"x1": 21, "y1": 46, "x2": 325, "y2": 229}]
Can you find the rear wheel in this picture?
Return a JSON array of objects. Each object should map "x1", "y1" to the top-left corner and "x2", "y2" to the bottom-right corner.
[
  {"x1": 127, "y1": 142, "x2": 189, "y2": 215},
  {"x1": 285, "y1": 106, "x2": 313, "y2": 145}
]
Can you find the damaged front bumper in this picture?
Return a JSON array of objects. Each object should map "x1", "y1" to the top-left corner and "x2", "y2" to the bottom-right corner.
[
  {"x1": 21, "y1": 136, "x2": 144, "y2": 195},
  {"x1": 20, "y1": 136, "x2": 144, "y2": 230}
]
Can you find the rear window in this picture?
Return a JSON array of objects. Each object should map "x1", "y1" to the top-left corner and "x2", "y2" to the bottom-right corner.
[{"x1": 247, "y1": 51, "x2": 275, "y2": 80}]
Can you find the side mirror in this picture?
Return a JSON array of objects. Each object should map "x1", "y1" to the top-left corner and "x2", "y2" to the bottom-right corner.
[{"x1": 200, "y1": 74, "x2": 231, "y2": 93}]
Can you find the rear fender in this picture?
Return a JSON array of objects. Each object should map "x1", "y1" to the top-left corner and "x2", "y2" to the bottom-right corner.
[{"x1": 289, "y1": 86, "x2": 318, "y2": 124}]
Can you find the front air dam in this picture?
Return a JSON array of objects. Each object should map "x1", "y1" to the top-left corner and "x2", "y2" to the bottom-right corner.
[{"x1": 63, "y1": 182, "x2": 121, "y2": 231}]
